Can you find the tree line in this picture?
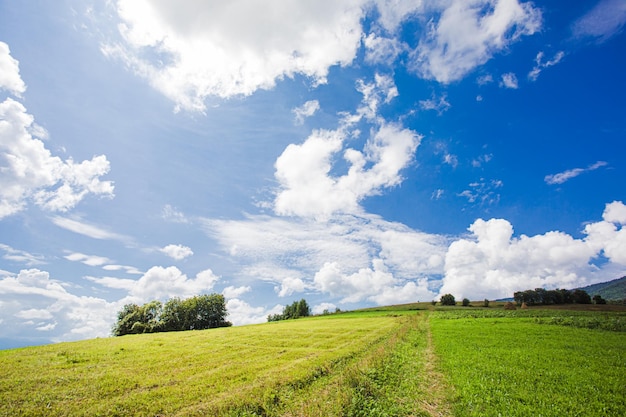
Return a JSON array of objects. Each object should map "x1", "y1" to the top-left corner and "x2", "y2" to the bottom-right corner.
[
  {"x1": 267, "y1": 299, "x2": 311, "y2": 322},
  {"x1": 112, "y1": 293, "x2": 231, "y2": 336},
  {"x1": 513, "y1": 287, "x2": 605, "y2": 306}
]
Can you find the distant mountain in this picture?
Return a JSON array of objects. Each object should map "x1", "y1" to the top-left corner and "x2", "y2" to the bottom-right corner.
[{"x1": 577, "y1": 276, "x2": 626, "y2": 301}]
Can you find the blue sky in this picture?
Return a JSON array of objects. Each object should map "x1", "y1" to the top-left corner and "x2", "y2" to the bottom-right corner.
[{"x1": 1, "y1": 0, "x2": 625, "y2": 349}]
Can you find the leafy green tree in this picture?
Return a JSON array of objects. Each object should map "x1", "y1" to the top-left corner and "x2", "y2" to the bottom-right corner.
[
  {"x1": 462, "y1": 298, "x2": 470, "y2": 306},
  {"x1": 572, "y1": 289, "x2": 591, "y2": 304},
  {"x1": 267, "y1": 299, "x2": 312, "y2": 322},
  {"x1": 440, "y1": 294, "x2": 456, "y2": 306},
  {"x1": 113, "y1": 294, "x2": 230, "y2": 336},
  {"x1": 592, "y1": 294, "x2": 606, "y2": 305}
]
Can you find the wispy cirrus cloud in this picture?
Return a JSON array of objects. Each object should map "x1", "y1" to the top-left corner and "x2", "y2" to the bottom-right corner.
[
  {"x1": 0, "y1": 244, "x2": 45, "y2": 266},
  {"x1": 528, "y1": 51, "x2": 565, "y2": 81},
  {"x1": 572, "y1": 0, "x2": 626, "y2": 43},
  {"x1": 292, "y1": 100, "x2": 320, "y2": 125},
  {"x1": 545, "y1": 161, "x2": 608, "y2": 185},
  {"x1": 50, "y1": 216, "x2": 128, "y2": 241}
]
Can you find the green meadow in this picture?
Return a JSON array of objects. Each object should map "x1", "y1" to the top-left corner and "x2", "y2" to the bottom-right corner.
[{"x1": 1, "y1": 305, "x2": 624, "y2": 416}]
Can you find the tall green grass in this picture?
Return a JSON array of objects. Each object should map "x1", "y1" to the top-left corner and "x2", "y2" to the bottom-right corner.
[{"x1": 430, "y1": 309, "x2": 626, "y2": 416}]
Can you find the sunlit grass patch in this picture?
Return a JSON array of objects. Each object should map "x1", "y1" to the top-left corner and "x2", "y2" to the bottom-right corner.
[{"x1": 430, "y1": 311, "x2": 626, "y2": 416}]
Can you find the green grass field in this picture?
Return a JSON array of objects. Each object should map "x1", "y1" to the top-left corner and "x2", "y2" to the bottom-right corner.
[{"x1": 1, "y1": 305, "x2": 624, "y2": 416}]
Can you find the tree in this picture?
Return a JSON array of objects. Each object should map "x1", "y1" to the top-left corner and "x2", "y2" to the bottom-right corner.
[
  {"x1": 462, "y1": 298, "x2": 471, "y2": 307},
  {"x1": 112, "y1": 294, "x2": 231, "y2": 336},
  {"x1": 592, "y1": 294, "x2": 606, "y2": 305},
  {"x1": 267, "y1": 299, "x2": 312, "y2": 322},
  {"x1": 572, "y1": 289, "x2": 591, "y2": 304},
  {"x1": 440, "y1": 294, "x2": 456, "y2": 306}
]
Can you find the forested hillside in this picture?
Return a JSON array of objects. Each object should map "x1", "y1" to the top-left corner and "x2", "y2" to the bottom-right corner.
[{"x1": 577, "y1": 276, "x2": 626, "y2": 301}]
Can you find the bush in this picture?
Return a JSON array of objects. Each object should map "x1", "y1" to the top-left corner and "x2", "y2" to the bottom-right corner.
[
  {"x1": 483, "y1": 299, "x2": 490, "y2": 307},
  {"x1": 440, "y1": 294, "x2": 456, "y2": 306},
  {"x1": 462, "y1": 298, "x2": 471, "y2": 307}
]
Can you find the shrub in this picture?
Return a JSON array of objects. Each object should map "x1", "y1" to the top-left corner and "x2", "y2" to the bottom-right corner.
[
  {"x1": 483, "y1": 299, "x2": 490, "y2": 307},
  {"x1": 462, "y1": 298, "x2": 471, "y2": 307},
  {"x1": 440, "y1": 294, "x2": 456, "y2": 306}
]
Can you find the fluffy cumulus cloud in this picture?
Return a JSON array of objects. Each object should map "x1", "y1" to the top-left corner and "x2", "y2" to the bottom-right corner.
[
  {"x1": 203, "y1": 213, "x2": 448, "y2": 305},
  {"x1": 104, "y1": 0, "x2": 367, "y2": 111},
  {"x1": 411, "y1": 0, "x2": 542, "y2": 83},
  {"x1": 0, "y1": 42, "x2": 26, "y2": 96},
  {"x1": 439, "y1": 201, "x2": 626, "y2": 300},
  {"x1": 314, "y1": 259, "x2": 435, "y2": 304},
  {"x1": 99, "y1": 1, "x2": 543, "y2": 111},
  {"x1": 0, "y1": 269, "x2": 119, "y2": 343},
  {"x1": 500, "y1": 72, "x2": 518, "y2": 89},
  {"x1": 274, "y1": 75, "x2": 419, "y2": 218},
  {"x1": 88, "y1": 266, "x2": 220, "y2": 303},
  {"x1": 160, "y1": 244, "x2": 194, "y2": 260},
  {"x1": 0, "y1": 45, "x2": 114, "y2": 219},
  {"x1": 584, "y1": 201, "x2": 626, "y2": 265}
]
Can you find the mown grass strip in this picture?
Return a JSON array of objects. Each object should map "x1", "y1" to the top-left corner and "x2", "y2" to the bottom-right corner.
[
  {"x1": 430, "y1": 310, "x2": 626, "y2": 417},
  {"x1": 0, "y1": 313, "x2": 408, "y2": 416}
]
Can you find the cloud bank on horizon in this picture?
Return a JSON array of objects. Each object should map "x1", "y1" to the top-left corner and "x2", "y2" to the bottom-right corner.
[{"x1": 1, "y1": 0, "x2": 625, "y2": 348}]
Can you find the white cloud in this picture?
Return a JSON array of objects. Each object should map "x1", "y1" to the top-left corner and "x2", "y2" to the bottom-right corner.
[
  {"x1": 274, "y1": 122, "x2": 419, "y2": 218},
  {"x1": 363, "y1": 33, "x2": 406, "y2": 65},
  {"x1": 275, "y1": 277, "x2": 307, "y2": 297},
  {"x1": 432, "y1": 189, "x2": 445, "y2": 200},
  {"x1": 584, "y1": 201, "x2": 626, "y2": 265},
  {"x1": 105, "y1": 0, "x2": 367, "y2": 112},
  {"x1": 419, "y1": 92, "x2": 451, "y2": 114},
  {"x1": 500, "y1": 72, "x2": 519, "y2": 89},
  {"x1": 458, "y1": 178, "x2": 503, "y2": 205},
  {"x1": 312, "y1": 302, "x2": 337, "y2": 315},
  {"x1": 222, "y1": 285, "x2": 251, "y2": 299},
  {"x1": 440, "y1": 219, "x2": 597, "y2": 300},
  {"x1": 0, "y1": 42, "x2": 26, "y2": 97},
  {"x1": 292, "y1": 100, "x2": 320, "y2": 125},
  {"x1": 528, "y1": 50, "x2": 565, "y2": 81},
  {"x1": 0, "y1": 269, "x2": 120, "y2": 342},
  {"x1": 313, "y1": 259, "x2": 435, "y2": 304},
  {"x1": 274, "y1": 76, "x2": 418, "y2": 219},
  {"x1": 476, "y1": 74, "x2": 494, "y2": 85},
  {"x1": 411, "y1": 0, "x2": 542, "y2": 83},
  {"x1": 203, "y1": 213, "x2": 448, "y2": 304},
  {"x1": 160, "y1": 244, "x2": 193, "y2": 260},
  {"x1": 440, "y1": 201, "x2": 626, "y2": 300},
  {"x1": 15, "y1": 308, "x2": 54, "y2": 320},
  {"x1": 162, "y1": 204, "x2": 189, "y2": 224},
  {"x1": 0, "y1": 98, "x2": 114, "y2": 218},
  {"x1": 226, "y1": 298, "x2": 279, "y2": 325},
  {"x1": 88, "y1": 266, "x2": 220, "y2": 303},
  {"x1": 0, "y1": 244, "x2": 45, "y2": 266},
  {"x1": 572, "y1": 0, "x2": 626, "y2": 42},
  {"x1": 50, "y1": 216, "x2": 126, "y2": 241},
  {"x1": 65, "y1": 252, "x2": 112, "y2": 267},
  {"x1": 545, "y1": 161, "x2": 607, "y2": 185}
]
